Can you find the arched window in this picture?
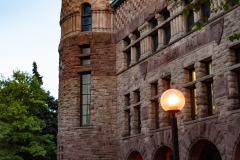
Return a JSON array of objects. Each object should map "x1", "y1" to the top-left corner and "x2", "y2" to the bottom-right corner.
[{"x1": 82, "y1": 3, "x2": 91, "y2": 31}]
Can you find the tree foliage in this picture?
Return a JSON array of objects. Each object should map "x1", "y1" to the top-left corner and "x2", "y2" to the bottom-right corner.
[
  {"x1": 182, "y1": 0, "x2": 240, "y2": 41},
  {"x1": 0, "y1": 70, "x2": 56, "y2": 160}
]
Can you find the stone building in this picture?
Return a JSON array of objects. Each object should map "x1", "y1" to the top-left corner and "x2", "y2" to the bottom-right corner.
[{"x1": 58, "y1": 0, "x2": 240, "y2": 159}]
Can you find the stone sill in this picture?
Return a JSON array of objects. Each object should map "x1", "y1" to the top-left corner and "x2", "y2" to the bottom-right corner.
[
  {"x1": 75, "y1": 126, "x2": 93, "y2": 129},
  {"x1": 121, "y1": 133, "x2": 143, "y2": 140},
  {"x1": 77, "y1": 53, "x2": 91, "y2": 58},
  {"x1": 123, "y1": 102, "x2": 141, "y2": 110},
  {"x1": 149, "y1": 95, "x2": 159, "y2": 101},
  {"x1": 182, "y1": 74, "x2": 213, "y2": 88},
  {"x1": 179, "y1": 114, "x2": 218, "y2": 129},
  {"x1": 229, "y1": 63, "x2": 240, "y2": 72},
  {"x1": 149, "y1": 126, "x2": 171, "y2": 133}
]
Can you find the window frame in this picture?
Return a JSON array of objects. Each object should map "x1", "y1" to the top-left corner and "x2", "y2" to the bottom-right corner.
[
  {"x1": 190, "y1": 87, "x2": 197, "y2": 120},
  {"x1": 82, "y1": 3, "x2": 92, "y2": 32},
  {"x1": 206, "y1": 81, "x2": 215, "y2": 116},
  {"x1": 80, "y1": 73, "x2": 91, "y2": 126}
]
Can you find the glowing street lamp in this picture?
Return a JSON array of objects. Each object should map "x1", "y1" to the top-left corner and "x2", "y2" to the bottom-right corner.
[{"x1": 160, "y1": 89, "x2": 185, "y2": 160}]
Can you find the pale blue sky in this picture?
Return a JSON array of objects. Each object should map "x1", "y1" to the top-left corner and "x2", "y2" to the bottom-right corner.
[{"x1": 0, "y1": 1, "x2": 61, "y2": 98}]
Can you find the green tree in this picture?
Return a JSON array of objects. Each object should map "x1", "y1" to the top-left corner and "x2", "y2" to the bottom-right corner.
[
  {"x1": 182, "y1": 0, "x2": 240, "y2": 41},
  {"x1": 0, "y1": 71, "x2": 55, "y2": 160},
  {"x1": 32, "y1": 61, "x2": 43, "y2": 85},
  {"x1": 31, "y1": 61, "x2": 58, "y2": 159}
]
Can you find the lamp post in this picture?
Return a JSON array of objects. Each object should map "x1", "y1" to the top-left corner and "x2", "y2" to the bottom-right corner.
[{"x1": 160, "y1": 89, "x2": 185, "y2": 160}]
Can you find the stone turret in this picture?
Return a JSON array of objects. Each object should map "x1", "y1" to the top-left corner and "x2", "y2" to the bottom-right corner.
[{"x1": 58, "y1": 0, "x2": 117, "y2": 159}]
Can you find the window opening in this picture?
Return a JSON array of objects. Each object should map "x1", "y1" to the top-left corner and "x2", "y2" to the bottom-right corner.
[
  {"x1": 81, "y1": 73, "x2": 91, "y2": 126},
  {"x1": 82, "y1": 4, "x2": 92, "y2": 31}
]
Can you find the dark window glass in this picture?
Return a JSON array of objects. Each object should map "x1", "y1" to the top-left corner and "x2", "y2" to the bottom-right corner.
[
  {"x1": 237, "y1": 71, "x2": 240, "y2": 109},
  {"x1": 126, "y1": 52, "x2": 131, "y2": 67},
  {"x1": 83, "y1": 25, "x2": 92, "y2": 32},
  {"x1": 206, "y1": 61, "x2": 213, "y2": 75},
  {"x1": 151, "y1": 82, "x2": 158, "y2": 96},
  {"x1": 190, "y1": 88, "x2": 197, "y2": 120},
  {"x1": 153, "y1": 33, "x2": 158, "y2": 51},
  {"x1": 236, "y1": 48, "x2": 240, "y2": 63},
  {"x1": 82, "y1": 59, "x2": 90, "y2": 65},
  {"x1": 124, "y1": 94, "x2": 130, "y2": 106},
  {"x1": 134, "y1": 90, "x2": 140, "y2": 103},
  {"x1": 155, "y1": 101, "x2": 159, "y2": 129},
  {"x1": 186, "y1": 10, "x2": 194, "y2": 32},
  {"x1": 135, "y1": 106, "x2": 141, "y2": 133},
  {"x1": 149, "y1": 18, "x2": 158, "y2": 28},
  {"x1": 124, "y1": 37, "x2": 131, "y2": 46},
  {"x1": 133, "y1": 30, "x2": 140, "y2": 39},
  {"x1": 84, "y1": 6, "x2": 91, "y2": 14},
  {"x1": 81, "y1": 73, "x2": 91, "y2": 126},
  {"x1": 83, "y1": 17, "x2": 91, "y2": 25},
  {"x1": 164, "y1": 24, "x2": 171, "y2": 45},
  {"x1": 136, "y1": 45, "x2": 141, "y2": 61},
  {"x1": 161, "y1": 8, "x2": 170, "y2": 20},
  {"x1": 82, "y1": 46, "x2": 90, "y2": 54},
  {"x1": 201, "y1": 3, "x2": 210, "y2": 20},
  {"x1": 82, "y1": 4, "x2": 91, "y2": 31},
  {"x1": 125, "y1": 109, "x2": 131, "y2": 136},
  {"x1": 207, "y1": 82, "x2": 215, "y2": 115}
]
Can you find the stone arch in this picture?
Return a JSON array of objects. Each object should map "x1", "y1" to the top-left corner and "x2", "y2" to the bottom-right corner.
[
  {"x1": 226, "y1": 115, "x2": 240, "y2": 160},
  {"x1": 119, "y1": 138, "x2": 147, "y2": 160},
  {"x1": 187, "y1": 138, "x2": 222, "y2": 160},
  {"x1": 152, "y1": 145, "x2": 173, "y2": 160},
  {"x1": 144, "y1": 130, "x2": 172, "y2": 160},
  {"x1": 127, "y1": 150, "x2": 144, "y2": 160},
  {"x1": 233, "y1": 136, "x2": 240, "y2": 160},
  {"x1": 179, "y1": 121, "x2": 225, "y2": 160}
]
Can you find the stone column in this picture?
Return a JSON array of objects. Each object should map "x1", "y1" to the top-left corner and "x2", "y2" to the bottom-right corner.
[
  {"x1": 155, "y1": 14, "x2": 165, "y2": 49},
  {"x1": 138, "y1": 22, "x2": 153, "y2": 59},
  {"x1": 227, "y1": 71, "x2": 239, "y2": 111},
  {"x1": 158, "y1": 79, "x2": 170, "y2": 127},
  {"x1": 195, "y1": 62, "x2": 208, "y2": 118},
  {"x1": 129, "y1": 34, "x2": 137, "y2": 65}
]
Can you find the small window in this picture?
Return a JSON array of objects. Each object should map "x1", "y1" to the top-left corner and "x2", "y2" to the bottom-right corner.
[
  {"x1": 164, "y1": 24, "x2": 171, "y2": 45},
  {"x1": 82, "y1": 4, "x2": 92, "y2": 31},
  {"x1": 161, "y1": 8, "x2": 170, "y2": 20},
  {"x1": 124, "y1": 94, "x2": 130, "y2": 106},
  {"x1": 136, "y1": 44, "x2": 141, "y2": 62},
  {"x1": 126, "y1": 51, "x2": 131, "y2": 67},
  {"x1": 186, "y1": 10, "x2": 194, "y2": 32},
  {"x1": 201, "y1": 3, "x2": 210, "y2": 21},
  {"x1": 134, "y1": 90, "x2": 140, "y2": 103},
  {"x1": 151, "y1": 81, "x2": 158, "y2": 96},
  {"x1": 124, "y1": 36, "x2": 131, "y2": 46},
  {"x1": 189, "y1": 68, "x2": 196, "y2": 81},
  {"x1": 125, "y1": 109, "x2": 131, "y2": 136},
  {"x1": 207, "y1": 81, "x2": 215, "y2": 115},
  {"x1": 237, "y1": 71, "x2": 240, "y2": 109},
  {"x1": 154, "y1": 101, "x2": 159, "y2": 129},
  {"x1": 81, "y1": 58, "x2": 90, "y2": 65},
  {"x1": 190, "y1": 88, "x2": 197, "y2": 119},
  {"x1": 149, "y1": 17, "x2": 158, "y2": 28},
  {"x1": 206, "y1": 61, "x2": 213, "y2": 75},
  {"x1": 152, "y1": 33, "x2": 159, "y2": 51},
  {"x1": 235, "y1": 48, "x2": 240, "y2": 63},
  {"x1": 80, "y1": 45, "x2": 91, "y2": 65},
  {"x1": 134, "y1": 106, "x2": 141, "y2": 133},
  {"x1": 81, "y1": 73, "x2": 91, "y2": 126},
  {"x1": 133, "y1": 30, "x2": 140, "y2": 39}
]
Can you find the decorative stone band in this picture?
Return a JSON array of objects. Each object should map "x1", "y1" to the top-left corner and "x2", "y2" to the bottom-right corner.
[{"x1": 140, "y1": 18, "x2": 224, "y2": 78}]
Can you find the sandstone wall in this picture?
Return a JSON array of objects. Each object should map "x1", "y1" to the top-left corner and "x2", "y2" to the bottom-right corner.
[
  {"x1": 116, "y1": 4, "x2": 240, "y2": 159},
  {"x1": 58, "y1": 32, "x2": 118, "y2": 159}
]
